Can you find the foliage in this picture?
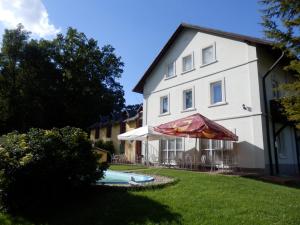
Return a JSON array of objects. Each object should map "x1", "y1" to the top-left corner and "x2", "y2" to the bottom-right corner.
[
  {"x1": 260, "y1": 0, "x2": 300, "y2": 128},
  {"x1": 0, "y1": 24, "x2": 125, "y2": 134},
  {"x1": 95, "y1": 140, "x2": 115, "y2": 162},
  {"x1": 0, "y1": 126, "x2": 106, "y2": 212},
  {"x1": 123, "y1": 104, "x2": 142, "y2": 115}
]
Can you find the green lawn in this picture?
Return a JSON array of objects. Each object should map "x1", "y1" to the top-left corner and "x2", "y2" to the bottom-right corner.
[{"x1": 1, "y1": 165, "x2": 300, "y2": 225}]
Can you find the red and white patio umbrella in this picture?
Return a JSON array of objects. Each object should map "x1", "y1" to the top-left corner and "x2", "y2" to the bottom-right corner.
[
  {"x1": 154, "y1": 113, "x2": 238, "y2": 169},
  {"x1": 154, "y1": 113, "x2": 238, "y2": 141}
]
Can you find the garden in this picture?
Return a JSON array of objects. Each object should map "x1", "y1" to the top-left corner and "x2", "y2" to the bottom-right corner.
[{"x1": 0, "y1": 160, "x2": 300, "y2": 224}]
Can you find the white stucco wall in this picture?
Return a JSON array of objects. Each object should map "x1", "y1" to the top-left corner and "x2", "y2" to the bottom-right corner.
[{"x1": 142, "y1": 29, "x2": 267, "y2": 169}]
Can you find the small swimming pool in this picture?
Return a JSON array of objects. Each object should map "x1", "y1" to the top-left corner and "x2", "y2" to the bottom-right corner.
[{"x1": 97, "y1": 170, "x2": 154, "y2": 185}]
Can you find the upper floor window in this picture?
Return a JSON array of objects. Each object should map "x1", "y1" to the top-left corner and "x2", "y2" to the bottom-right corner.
[
  {"x1": 120, "y1": 122, "x2": 126, "y2": 133},
  {"x1": 183, "y1": 88, "x2": 194, "y2": 110},
  {"x1": 106, "y1": 125, "x2": 112, "y2": 138},
  {"x1": 182, "y1": 53, "x2": 193, "y2": 73},
  {"x1": 210, "y1": 80, "x2": 224, "y2": 105},
  {"x1": 202, "y1": 43, "x2": 216, "y2": 66},
  {"x1": 166, "y1": 62, "x2": 175, "y2": 78},
  {"x1": 95, "y1": 127, "x2": 100, "y2": 139},
  {"x1": 160, "y1": 95, "x2": 169, "y2": 114}
]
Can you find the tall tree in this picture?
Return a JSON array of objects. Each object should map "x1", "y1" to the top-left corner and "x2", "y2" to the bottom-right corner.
[
  {"x1": 0, "y1": 25, "x2": 125, "y2": 134},
  {"x1": 49, "y1": 27, "x2": 125, "y2": 128},
  {"x1": 0, "y1": 24, "x2": 31, "y2": 132},
  {"x1": 260, "y1": 0, "x2": 300, "y2": 128}
]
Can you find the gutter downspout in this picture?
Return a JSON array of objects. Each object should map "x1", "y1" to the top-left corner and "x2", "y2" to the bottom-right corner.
[{"x1": 262, "y1": 51, "x2": 284, "y2": 175}]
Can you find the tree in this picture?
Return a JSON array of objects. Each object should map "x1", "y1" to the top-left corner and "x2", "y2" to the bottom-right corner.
[
  {"x1": 48, "y1": 28, "x2": 125, "y2": 128},
  {"x1": 0, "y1": 24, "x2": 31, "y2": 132},
  {"x1": 260, "y1": 0, "x2": 300, "y2": 128},
  {"x1": 0, "y1": 25, "x2": 125, "y2": 133}
]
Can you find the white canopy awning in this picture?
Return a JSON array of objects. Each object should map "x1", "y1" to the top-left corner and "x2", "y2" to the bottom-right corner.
[{"x1": 118, "y1": 125, "x2": 170, "y2": 141}]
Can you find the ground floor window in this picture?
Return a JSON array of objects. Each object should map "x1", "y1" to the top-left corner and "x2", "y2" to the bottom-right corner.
[
  {"x1": 160, "y1": 138, "x2": 183, "y2": 163},
  {"x1": 119, "y1": 141, "x2": 125, "y2": 154},
  {"x1": 200, "y1": 139, "x2": 233, "y2": 150}
]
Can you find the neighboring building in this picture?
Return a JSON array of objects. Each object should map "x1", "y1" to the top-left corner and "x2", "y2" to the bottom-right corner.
[
  {"x1": 133, "y1": 23, "x2": 300, "y2": 175},
  {"x1": 123, "y1": 111, "x2": 143, "y2": 162},
  {"x1": 94, "y1": 148, "x2": 109, "y2": 163},
  {"x1": 89, "y1": 105, "x2": 143, "y2": 162}
]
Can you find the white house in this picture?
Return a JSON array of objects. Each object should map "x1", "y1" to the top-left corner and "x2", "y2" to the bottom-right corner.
[{"x1": 133, "y1": 23, "x2": 300, "y2": 175}]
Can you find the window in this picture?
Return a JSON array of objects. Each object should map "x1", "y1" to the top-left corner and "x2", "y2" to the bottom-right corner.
[
  {"x1": 200, "y1": 139, "x2": 233, "y2": 150},
  {"x1": 106, "y1": 125, "x2": 112, "y2": 138},
  {"x1": 160, "y1": 138, "x2": 183, "y2": 164},
  {"x1": 95, "y1": 127, "x2": 100, "y2": 139},
  {"x1": 120, "y1": 141, "x2": 125, "y2": 154},
  {"x1": 276, "y1": 129, "x2": 287, "y2": 158},
  {"x1": 120, "y1": 122, "x2": 126, "y2": 133},
  {"x1": 160, "y1": 95, "x2": 169, "y2": 114},
  {"x1": 210, "y1": 80, "x2": 224, "y2": 105},
  {"x1": 183, "y1": 88, "x2": 193, "y2": 110},
  {"x1": 166, "y1": 62, "x2": 175, "y2": 78},
  {"x1": 272, "y1": 80, "x2": 279, "y2": 99},
  {"x1": 202, "y1": 44, "x2": 216, "y2": 66},
  {"x1": 182, "y1": 54, "x2": 193, "y2": 73}
]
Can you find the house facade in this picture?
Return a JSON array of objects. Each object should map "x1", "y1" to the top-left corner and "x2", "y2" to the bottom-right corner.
[
  {"x1": 89, "y1": 105, "x2": 143, "y2": 162},
  {"x1": 133, "y1": 23, "x2": 300, "y2": 175}
]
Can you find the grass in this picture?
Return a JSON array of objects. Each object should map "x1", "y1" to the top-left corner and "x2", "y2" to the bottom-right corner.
[{"x1": 1, "y1": 164, "x2": 300, "y2": 225}]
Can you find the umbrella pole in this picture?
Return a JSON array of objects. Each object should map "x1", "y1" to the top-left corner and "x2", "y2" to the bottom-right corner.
[
  {"x1": 222, "y1": 142, "x2": 224, "y2": 171},
  {"x1": 194, "y1": 138, "x2": 197, "y2": 169},
  {"x1": 183, "y1": 137, "x2": 185, "y2": 168},
  {"x1": 146, "y1": 136, "x2": 149, "y2": 166}
]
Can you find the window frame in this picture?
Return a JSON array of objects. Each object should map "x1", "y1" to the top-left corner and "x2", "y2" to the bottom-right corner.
[
  {"x1": 272, "y1": 79, "x2": 280, "y2": 99},
  {"x1": 159, "y1": 94, "x2": 170, "y2": 116},
  {"x1": 181, "y1": 52, "x2": 194, "y2": 74},
  {"x1": 182, "y1": 87, "x2": 195, "y2": 112},
  {"x1": 209, "y1": 78, "x2": 227, "y2": 107},
  {"x1": 165, "y1": 61, "x2": 176, "y2": 79},
  {"x1": 201, "y1": 42, "x2": 217, "y2": 67},
  {"x1": 160, "y1": 138, "x2": 183, "y2": 164},
  {"x1": 95, "y1": 127, "x2": 100, "y2": 139},
  {"x1": 276, "y1": 128, "x2": 288, "y2": 159},
  {"x1": 106, "y1": 125, "x2": 112, "y2": 138}
]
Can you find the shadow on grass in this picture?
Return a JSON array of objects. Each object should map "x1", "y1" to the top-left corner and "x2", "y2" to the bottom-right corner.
[
  {"x1": 16, "y1": 186, "x2": 182, "y2": 225},
  {"x1": 239, "y1": 174, "x2": 300, "y2": 190}
]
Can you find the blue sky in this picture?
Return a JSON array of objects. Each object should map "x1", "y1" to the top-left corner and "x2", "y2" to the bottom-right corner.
[{"x1": 0, "y1": 0, "x2": 265, "y2": 105}]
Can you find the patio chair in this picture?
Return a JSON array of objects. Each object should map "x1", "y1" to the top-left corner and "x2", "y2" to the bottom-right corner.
[{"x1": 183, "y1": 154, "x2": 193, "y2": 170}]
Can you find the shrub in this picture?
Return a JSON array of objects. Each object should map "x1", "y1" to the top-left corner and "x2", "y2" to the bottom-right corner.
[
  {"x1": 0, "y1": 127, "x2": 107, "y2": 212},
  {"x1": 94, "y1": 140, "x2": 115, "y2": 161}
]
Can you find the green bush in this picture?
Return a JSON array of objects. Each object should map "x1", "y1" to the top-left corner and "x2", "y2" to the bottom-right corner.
[
  {"x1": 0, "y1": 127, "x2": 107, "y2": 212},
  {"x1": 95, "y1": 140, "x2": 115, "y2": 156}
]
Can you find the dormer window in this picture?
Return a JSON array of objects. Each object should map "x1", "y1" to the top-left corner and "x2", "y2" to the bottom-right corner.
[{"x1": 166, "y1": 62, "x2": 175, "y2": 78}]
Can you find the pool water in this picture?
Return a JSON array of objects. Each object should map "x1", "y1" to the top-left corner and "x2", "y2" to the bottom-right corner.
[{"x1": 97, "y1": 170, "x2": 154, "y2": 184}]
